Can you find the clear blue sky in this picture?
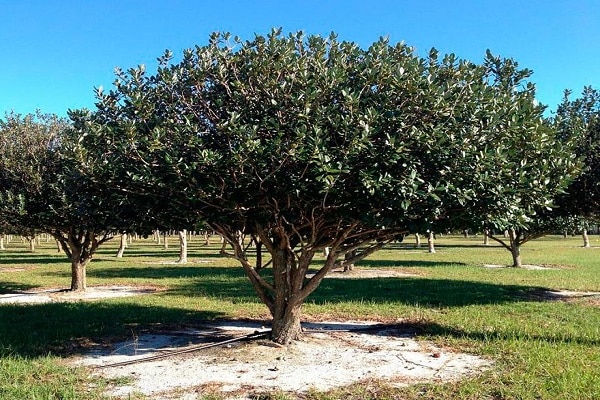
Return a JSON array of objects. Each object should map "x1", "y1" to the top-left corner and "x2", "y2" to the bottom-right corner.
[{"x1": 1, "y1": 0, "x2": 598, "y2": 117}]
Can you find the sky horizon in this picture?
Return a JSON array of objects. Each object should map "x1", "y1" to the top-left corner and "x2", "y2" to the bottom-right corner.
[{"x1": 1, "y1": 1, "x2": 599, "y2": 118}]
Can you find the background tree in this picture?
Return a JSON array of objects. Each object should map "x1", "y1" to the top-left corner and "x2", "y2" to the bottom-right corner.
[
  {"x1": 84, "y1": 31, "x2": 578, "y2": 343},
  {"x1": 554, "y1": 86, "x2": 600, "y2": 246},
  {"x1": 0, "y1": 111, "x2": 140, "y2": 291}
]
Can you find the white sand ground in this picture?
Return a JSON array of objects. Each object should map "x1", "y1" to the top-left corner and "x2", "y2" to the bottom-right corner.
[
  {"x1": 0, "y1": 285, "x2": 159, "y2": 304},
  {"x1": 74, "y1": 320, "x2": 491, "y2": 400}
]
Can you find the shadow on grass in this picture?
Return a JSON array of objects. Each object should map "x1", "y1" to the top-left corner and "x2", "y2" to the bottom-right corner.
[
  {"x1": 84, "y1": 265, "x2": 248, "y2": 281},
  {"x1": 94, "y1": 246, "x2": 232, "y2": 259},
  {"x1": 0, "y1": 256, "x2": 67, "y2": 265},
  {"x1": 385, "y1": 242, "x2": 501, "y2": 250},
  {"x1": 82, "y1": 264, "x2": 550, "y2": 308},
  {"x1": 84, "y1": 265, "x2": 260, "y2": 302},
  {"x1": 358, "y1": 259, "x2": 468, "y2": 268},
  {"x1": 400, "y1": 320, "x2": 600, "y2": 347},
  {"x1": 311, "y1": 277, "x2": 542, "y2": 307},
  {"x1": 0, "y1": 301, "x2": 222, "y2": 358},
  {"x1": 0, "y1": 282, "x2": 40, "y2": 293}
]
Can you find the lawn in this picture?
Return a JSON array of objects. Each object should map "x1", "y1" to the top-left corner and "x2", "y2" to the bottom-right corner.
[{"x1": 0, "y1": 234, "x2": 599, "y2": 399}]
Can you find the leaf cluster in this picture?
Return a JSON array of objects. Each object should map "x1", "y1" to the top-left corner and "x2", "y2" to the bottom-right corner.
[{"x1": 82, "y1": 30, "x2": 578, "y2": 249}]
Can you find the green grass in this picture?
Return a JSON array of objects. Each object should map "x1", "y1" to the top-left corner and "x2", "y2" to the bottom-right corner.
[{"x1": 1, "y1": 234, "x2": 599, "y2": 399}]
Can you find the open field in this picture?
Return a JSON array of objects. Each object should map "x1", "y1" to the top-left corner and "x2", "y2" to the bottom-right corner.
[{"x1": 1, "y1": 234, "x2": 599, "y2": 399}]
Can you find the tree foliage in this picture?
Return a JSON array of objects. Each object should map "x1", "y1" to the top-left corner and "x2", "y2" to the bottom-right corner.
[
  {"x1": 74, "y1": 30, "x2": 579, "y2": 342},
  {"x1": 0, "y1": 111, "x2": 135, "y2": 291},
  {"x1": 555, "y1": 86, "x2": 600, "y2": 221}
]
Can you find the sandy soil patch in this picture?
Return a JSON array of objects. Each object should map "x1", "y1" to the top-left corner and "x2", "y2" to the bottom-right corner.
[
  {"x1": 75, "y1": 320, "x2": 491, "y2": 399},
  {"x1": 0, "y1": 285, "x2": 161, "y2": 304},
  {"x1": 483, "y1": 264, "x2": 559, "y2": 270},
  {"x1": 529, "y1": 289, "x2": 600, "y2": 302},
  {"x1": 0, "y1": 266, "x2": 35, "y2": 273},
  {"x1": 308, "y1": 267, "x2": 420, "y2": 279},
  {"x1": 143, "y1": 260, "x2": 212, "y2": 265}
]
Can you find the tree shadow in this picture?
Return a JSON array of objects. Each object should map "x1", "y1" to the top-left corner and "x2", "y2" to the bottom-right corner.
[
  {"x1": 0, "y1": 281, "x2": 40, "y2": 293},
  {"x1": 385, "y1": 242, "x2": 499, "y2": 250},
  {"x1": 0, "y1": 301, "x2": 222, "y2": 358},
  {"x1": 311, "y1": 277, "x2": 543, "y2": 307},
  {"x1": 356, "y1": 320, "x2": 600, "y2": 347},
  {"x1": 82, "y1": 265, "x2": 248, "y2": 281},
  {"x1": 86, "y1": 265, "x2": 259, "y2": 302},
  {"x1": 357, "y1": 259, "x2": 468, "y2": 268},
  {"x1": 0, "y1": 256, "x2": 67, "y2": 265},
  {"x1": 86, "y1": 263, "x2": 555, "y2": 308}
]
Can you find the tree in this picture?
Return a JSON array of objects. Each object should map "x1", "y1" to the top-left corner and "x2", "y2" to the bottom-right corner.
[
  {"x1": 83, "y1": 30, "x2": 576, "y2": 343},
  {"x1": 554, "y1": 86, "x2": 600, "y2": 246},
  {"x1": 0, "y1": 111, "x2": 138, "y2": 291}
]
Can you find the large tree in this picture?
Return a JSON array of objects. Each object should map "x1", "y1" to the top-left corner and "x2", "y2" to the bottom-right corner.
[{"x1": 83, "y1": 31, "x2": 576, "y2": 343}]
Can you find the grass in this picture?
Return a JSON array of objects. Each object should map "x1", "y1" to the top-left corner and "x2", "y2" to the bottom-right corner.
[{"x1": 1, "y1": 234, "x2": 599, "y2": 399}]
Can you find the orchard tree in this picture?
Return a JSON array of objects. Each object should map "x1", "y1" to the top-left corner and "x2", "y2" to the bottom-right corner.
[
  {"x1": 84, "y1": 30, "x2": 577, "y2": 343},
  {"x1": 0, "y1": 111, "x2": 139, "y2": 291},
  {"x1": 554, "y1": 86, "x2": 600, "y2": 246}
]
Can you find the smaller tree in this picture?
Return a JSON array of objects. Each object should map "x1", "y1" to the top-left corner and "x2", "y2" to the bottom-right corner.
[
  {"x1": 554, "y1": 86, "x2": 600, "y2": 246},
  {"x1": 0, "y1": 111, "x2": 140, "y2": 291}
]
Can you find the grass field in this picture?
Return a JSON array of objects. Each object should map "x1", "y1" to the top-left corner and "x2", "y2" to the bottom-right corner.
[{"x1": 0, "y1": 234, "x2": 599, "y2": 399}]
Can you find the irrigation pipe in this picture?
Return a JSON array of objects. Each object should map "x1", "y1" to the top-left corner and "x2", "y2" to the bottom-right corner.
[{"x1": 97, "y1": 330, "x2": 270, "y2": 369}]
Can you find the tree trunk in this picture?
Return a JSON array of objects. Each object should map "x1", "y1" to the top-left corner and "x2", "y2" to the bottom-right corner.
[
  {"x1": 427, "y1": 231, "x2": 436, "y2": 253},
  {"x1": 203, "y1": 231, "x2": 211, "y2": 245},
  {"x1": 163, "y1": 232, "x2": 169, "y2": 249},
  {"x1": 70, "y1": 258, "x2": 89, "y2": 292},
  {"x1": 56, "y1": 239, "x2": 62, "y2": 253},
  {"x1": 563, "y1": 230, "x2": 568, "y2": 239},
  {"x1": 508, "y1": 229, "x2": 522, "y2": 268},
  {"x1": 255, "y1": 240, "x2": 263, "y2": 271},
  {"x1": 483, "y1": 229, "x2": 490, "y2": 246},
  {"x1": 116, "y1": 233, "x2": 127, "y2": 257},
  {"x1": 463, "y1": 229, "x2": 469, "y2": 238},
  {"x1": 271, "y1": 301, "x2": 303, "y2": 344},
  {"x1": 178, "y1": 229, "x2": 188, "y2": 263},
  {"x1": 0, "y1": 235, "x2": 4, "y2": 250},
  {"x1": 51, "y1": 230, "x2": 112, "y2": 293},
  {"x1": 270, "y1": 247, "x2": 305, "y2": 344},
  {"x1": 343, "y1": 250, "x2": 356, "y2": 272},
  {"x1": 414, "y1": 233, "x2": 421, "y2": 247},
  {"x1": 28, "y1": 237, "x2": 35, "y2": 252},
  {"x1": 582, "y1": 229, "x2": 591, "y2": 248}
]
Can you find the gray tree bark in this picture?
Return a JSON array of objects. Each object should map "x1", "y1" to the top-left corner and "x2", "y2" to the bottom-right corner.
[
  {"x1": 116, "y1": 233, "x2": 127, "y2": 258},
  {"x1": 177, "y1": 229, "x2": 188, "y2": 263},
  {"x1": 414, "y1": 233, "x2": 421, "y2": 247},
  {"x1": 427, "y1": 231, "x2": 436, "y2": 253},
  {"x1": 508, "y1": 229, "x2": 522, "y2": 268},
  {"x1": 582, "y1": 229, "x2": 591, "y2": 248}
]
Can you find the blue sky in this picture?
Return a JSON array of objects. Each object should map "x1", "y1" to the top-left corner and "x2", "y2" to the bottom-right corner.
[{"x1": 1, "y1": 0, "x2": 598, "y2": 117}]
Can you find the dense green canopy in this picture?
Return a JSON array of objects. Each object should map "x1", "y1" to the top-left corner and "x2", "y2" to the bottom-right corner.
[
  {"x1": 2, "y1": 31, "x2": 580, "y2": 342},
  {"x1": 77, "y1": 30, "x2": 579, "y2": 343},
  {"x1": 555, "y1": 86, "x2": 600, "y2": 221}
]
